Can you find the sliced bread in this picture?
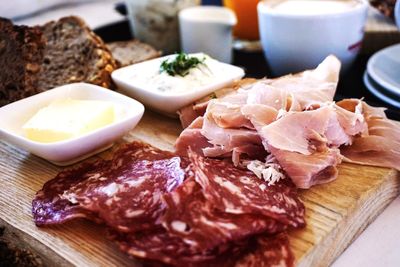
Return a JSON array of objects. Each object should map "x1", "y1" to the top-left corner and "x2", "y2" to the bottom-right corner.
[
  {"x1": 107, "y1": 40, "x2": 161, "y2": 67},
  {"x1": 0, "y1": 16, "x2": 118, "y2": 106},
  {"x1": 0, "y1": 18, "x2": 45, "y2": 107},
  {"x1": 37, "y1": 16, "x2": 118, "y2": 91}
]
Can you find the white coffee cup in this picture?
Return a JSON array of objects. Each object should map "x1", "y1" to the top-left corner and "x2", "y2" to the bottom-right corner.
[
  {"x1": 258, "y1": 0, "x2": 369, "y2": 76},
  {"x1": 179, "y1": 6, "x2": 237, "y2": 63}
]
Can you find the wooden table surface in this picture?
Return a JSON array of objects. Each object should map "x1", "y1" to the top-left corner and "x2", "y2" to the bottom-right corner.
[{"x1": 0, "y1": 111, "x2": 399, "y2": 267}]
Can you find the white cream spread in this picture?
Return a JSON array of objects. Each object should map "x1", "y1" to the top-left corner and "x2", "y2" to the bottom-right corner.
[{"x1": 129, "y1": 53, "x2": 231, "y2": 94}]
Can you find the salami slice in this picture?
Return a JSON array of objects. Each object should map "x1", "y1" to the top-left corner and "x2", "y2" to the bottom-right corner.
[
  {"x1": 33, "y1": 141, "x2": 301, "y2": 267},
  {"x1": 233, "y1": 233, "x2": 294, "y2": 267},
  {"x1": 32, "y1": 160, "x2": 107, "y2": 225},
  {"x1": 109, "y1": 227, "x2": 226, "y2": 266},
  {"x1": 188, "y1": 151, "x2": 305, "y2": 228},
  {"x1": 33, "y1": 141, "x2": 185, "y2": 230},
  {"x1": 110, "y1": 228, "x2": 293, "y2": 267},
  {"x1": 62, "y1": 156, "x2": 185, "y2": 232},
  {"x1": 162, "y1": 176, "x2": 287, "y2": 251}
]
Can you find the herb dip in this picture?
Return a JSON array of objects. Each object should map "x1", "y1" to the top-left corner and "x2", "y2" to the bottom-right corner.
[{"x1": 130, "y1": 53, "x2": 232, "y2": 94}]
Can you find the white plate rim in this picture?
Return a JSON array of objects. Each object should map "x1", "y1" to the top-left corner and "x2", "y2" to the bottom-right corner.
[
  {"x1": 367, "y1": 43, "x2": 400, "y2": 97},
  {"x1": 363, "y1": 71, "x2": 400, "y2": 109}
]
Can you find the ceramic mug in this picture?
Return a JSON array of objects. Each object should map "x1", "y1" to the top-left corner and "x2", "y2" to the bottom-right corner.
[
  {"x1": 257, "y1": 0, "x2": 369, "y2": 76},
  {"x1": 179, "y1": 6, "x2": 237, "y2": 63}
]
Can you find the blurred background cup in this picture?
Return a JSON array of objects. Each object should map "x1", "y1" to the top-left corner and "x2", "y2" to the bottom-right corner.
[
  {"x1": 179, "y1": 6, "x2": 237, "y2": 63},
  {"x1": 258, "y1": 0, "x2": 369, "y2": 76},
  {"x1": 125, "y1": 0, "x2": 199, "y2": 55}
]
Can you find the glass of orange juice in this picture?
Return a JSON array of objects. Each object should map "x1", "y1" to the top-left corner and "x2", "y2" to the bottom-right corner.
[{"x1": 223, "y1": 0, "x2": 260, "y2": 41}]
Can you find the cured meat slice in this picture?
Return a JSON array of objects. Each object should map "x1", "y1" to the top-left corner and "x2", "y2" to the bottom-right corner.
[
  {"x1": 175, "y1": 117, "x2": 212, "y2": 157},
  {"x1": 241, "y1": 104, "x2": 278, "y2": 132},
  {"x1": 260, "y1": 106, "x2": 334, "y2": 155},
  {"x1": 264, "y1": 55, "x2": 340, "y2": 109},
  {"x1": 341, "y1": 117, "x2": 400, "y2": 170},
  {"x1": 188, "y1": 151, "x2": 305, "y2": 228},
  {"x1": 234, "y1": 233, "x2": 294, "y2": 267},
  {"x1": 61, "y1": 156, "x2": 185, "y2": 232},
  {"x1": 208, "y1": 101, "x2": 252, "y2": 129},
  {"x1": 178, "y1": 78, "x2": 257, "y2": 129},
  {"x1": 246, "y1": 82, "x2": 301, "y2": 112},
  {"x1": 34, "y1": 141, "x2": 301, "y2": 266},
  {"x1": 33, "y1": 141, "x2": 186, "y2": 231},
  {"x1": 162, "y1": 177, "x2": 287, "y2": 251},
  {"x1": 111, "y1": 228, "x2": 294, "y2": 267},
  {"x1": 202, "y1": 112, "x2": 262, "y2": 152},
  {"x1": 109, "y1": 227, "x2": 215, "y2": 266},
  {"x1": 334, "y1": 99, "x2": 367, "y2": 136},
  {"x1": 32, "y1": 161, "x2": 106, "y2": 225},
  {"x1": 270, "y1": 146, "x2": 342, "y2": 189},
  {"x1": 339, "y1": 100, "x2": 400, "y2": 170}
]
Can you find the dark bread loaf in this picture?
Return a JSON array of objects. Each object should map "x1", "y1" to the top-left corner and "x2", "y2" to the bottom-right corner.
[
  {"x1": 107, "y1": 40, "x2": 161, "y2": 67},
  {"x1": 0, "y1": 18, "x2": 45, "y2": 107},
  {"x1": 0, "y1": 16, "x2": 118, "y2": 107},
  {"x1": 37, "y1": 16, "x2": 118, "y2": 91}
]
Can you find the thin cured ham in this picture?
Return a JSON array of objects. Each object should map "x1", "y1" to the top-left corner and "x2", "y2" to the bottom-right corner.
[
  {"x1": 341, "y1": 105, "x2": 400, "y2": 170},
  {"x1": 176, "y1": 55, "x2": 399, "y2": 189}
]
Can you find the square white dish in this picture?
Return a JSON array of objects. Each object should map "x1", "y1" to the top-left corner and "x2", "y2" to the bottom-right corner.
[
  {"x1": 0, "y1": 83, "x2": 145, "y2": 166},
  {"x1": 111, "y1": 53, "x2": 245, "y2": 114}
]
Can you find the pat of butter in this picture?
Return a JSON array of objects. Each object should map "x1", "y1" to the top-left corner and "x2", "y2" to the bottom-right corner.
[{"x1": 23, "y1": 99, "x2": 115, "y2": 143}]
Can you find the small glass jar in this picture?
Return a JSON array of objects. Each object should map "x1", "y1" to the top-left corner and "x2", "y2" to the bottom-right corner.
[{"x1": 126, "y1": 0, "x2": 200, "y2": 54}]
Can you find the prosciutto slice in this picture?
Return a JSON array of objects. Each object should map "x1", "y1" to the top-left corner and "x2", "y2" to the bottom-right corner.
[
  {"x1": 270, "y1": 146, "x2": 342, "y2": 188},
  {"x1": 176, "y1": 55, "x2": 399, "y2": 189},
  {"x1": 341, "y1": 115, "x2": 400, "y2": 170}
]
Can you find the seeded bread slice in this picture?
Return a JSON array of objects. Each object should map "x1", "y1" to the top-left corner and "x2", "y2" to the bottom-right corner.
[
  {"x1": 107, "y1": 40, "x2": 161, "y2": 67},
  {"x1": 37, "y1": 16, "x2": 118, "y2": 91},
  {"x1": 0, "y1": 18, "x2": 45, "y2": 107}
]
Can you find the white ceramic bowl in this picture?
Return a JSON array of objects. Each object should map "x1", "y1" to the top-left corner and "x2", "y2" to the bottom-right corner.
[
  {"x1": 0, "y1": 83, "x2": 144, "y2": 166},
  {"x1": 112, "y1": 54, "x2": 244, "y2": 115},
  {"x1": 258, "y1": 0, "x2": 369, "y2": 76}
]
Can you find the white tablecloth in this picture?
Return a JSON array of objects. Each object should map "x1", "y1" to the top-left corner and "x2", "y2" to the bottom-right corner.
[{"x1": 13, "y1": 2, "x2": 400, "y2": 266}]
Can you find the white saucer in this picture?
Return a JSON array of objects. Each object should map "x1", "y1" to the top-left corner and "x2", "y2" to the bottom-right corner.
[
  {"x1": 367, "y1": 44, "x2": 400, "y2": 98},
  {"x1": 363, "y1": 71, "x2": 400, "y2": 109}
]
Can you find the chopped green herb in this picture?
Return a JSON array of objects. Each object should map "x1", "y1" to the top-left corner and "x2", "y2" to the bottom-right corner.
[{"x1": 160, "y1": 52, "x2": 206, "y2": 77}]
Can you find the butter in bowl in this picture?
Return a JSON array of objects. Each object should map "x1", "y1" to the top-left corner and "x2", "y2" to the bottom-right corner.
[
  {"x1": 112, "y1": 52, "x2": 245, "y2": 115},
  {"x1": 0, "y1": 83, "x2": 144, "y2": 166}
]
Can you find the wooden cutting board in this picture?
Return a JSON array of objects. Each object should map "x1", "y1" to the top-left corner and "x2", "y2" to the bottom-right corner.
[{"x1": 0, "y1": 110, "x2": 399, "y2": 267}]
